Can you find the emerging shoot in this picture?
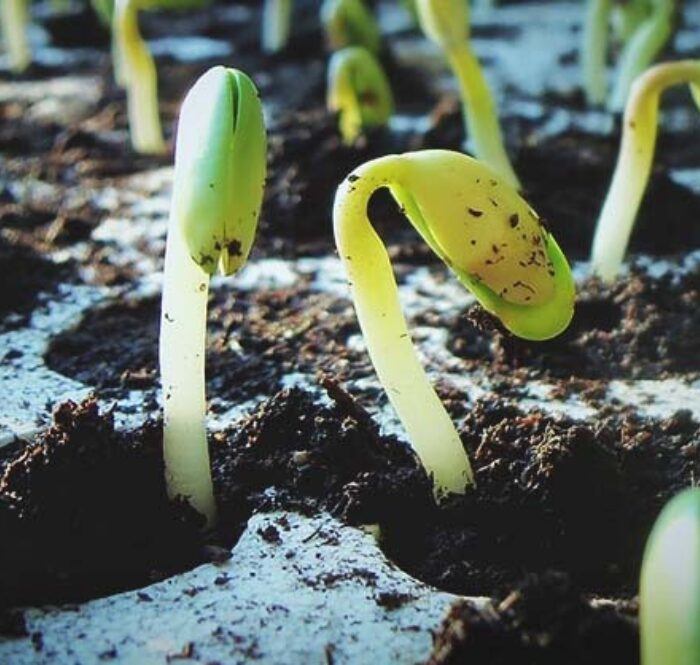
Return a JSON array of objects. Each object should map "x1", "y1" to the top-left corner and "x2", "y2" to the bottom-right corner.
[
  {"x1": 581, "y1": 0, "x2": 611, "y2": 105},
  {"x1": 113, "y1": 0, "x2": 165, "y2": 154},
  {"x1": 415, "y1": 0, "x2": 520, "y2": 189},
  {"x1": 262, "y1": 0, "x2": 292, "y2": 54},
  {"x1": 590, "y1": 60, "x2": 700, "y2": 282},
  {"x1": 1, "y1": 0, "x2": 31, "y2": 73},
  {"x1": 640, "y1": 488, "x2": 700, "y2": 665},
  {"x1": 160, "y1": 66, "x2": 266, "y2": 526},
  {"x1": 320, "y1": 0, "x2": 381, "y2": 54},
  {"x1": 609, "y1": 0, "x2": 676, "y2": 111},
  {"x1": 334, "y1": 150, "x2": 574, "y2": 497},
  {"x1": 327, "y1": 46, "x2": 394, "y2": 144}
]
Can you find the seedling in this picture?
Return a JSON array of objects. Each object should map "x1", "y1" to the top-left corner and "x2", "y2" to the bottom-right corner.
[
  {"x1": 1, "y1": 0, "x2": 31, "y2": 73},
  {"x1": 113, "y1": 0, "x2": 165, "y2": 154},
  {"x1": 415, "y1": 0, "x2": 520, "y2": 190},
  {"x1": 334, "y1": 150, "x2": 575, "y2": 496},
  {"x1": 160, "y1": 66, "x2": 266, "y2": 526},
  {"x1": 609, "y1": 0, "x2": 676, "y2": 111},
  {"x1": 581, "y1": 0, "x2": 612, "y2": 106},
  {"x1": 321, "y1": 0, "x2": 381, "y2": 54},
  {"x1": 262, "y1": 0, "x2": 292, "y2": 54},
  {"x1": 327, "y1": 46, "x2": 394, "y2": 144},
  {"x1": 590, "y1": 60, "x2": 700, "y2": 282},
  {"x1": 640, "y1": 487, "x2": 700, "y2": 665},
  {"x1": 581, "y1": 0, "x2": 676, "y2": 108}
]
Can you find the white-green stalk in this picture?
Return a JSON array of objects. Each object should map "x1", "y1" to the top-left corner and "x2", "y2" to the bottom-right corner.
[
  {"x1": 1, "y1": 0, "x2": 31, "y2": 73},
  {"x1": 334, "y1": 150, "x2": 575, "y2": 496},
  {"x1": 113, "y1": 0, "x2": 165, "y2": 154},
  {"x1": 640, "y1": 488, "x2": 700, "y2": 665},
  {"x1": 581, "y1": 0, "x2": 611, "y2": 105},
  {"x1": 415, "y1": 0, "x2": 520, "y2": 190},
  {"x1": 160, "y1": 66, "x2": 266, "y2": 526},
  {"x1": 327, "y1": 46, "x2": 394, "y2": 144},
  {"x1": 609, "y1": 0, "x2": 675, "y2": 111},
  {"x1": 262, "y1": 0, "x2": 292, "y2": 53},
  {"x1": 590, "y1": 60, "x2": 700, "y2": 282}
]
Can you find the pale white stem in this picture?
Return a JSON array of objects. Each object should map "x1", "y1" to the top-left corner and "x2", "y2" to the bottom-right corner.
[
  {"x1": 160, "y1": 211, "x2": 216, "y2": 526},
  {"x1": 114, "y1": 0, "x2": 165, "y2": 154},
  {"x1": 590, "y1": 61, "x2": 700, "y2": 282},
  {"x1": 1, "y1": 0, "x2": 31, "y2": 73},
  {"x1": 262, "y1": 0, "x2": 292, "y2": 53},
  {"x1": 581, "y1": 0, "x2": 611, "y2": 105},
  {"x1": 334, "y1": 157, "x2": 473, "y2": 496},
  {"x1": 446, "y1": 43, "x2": 520, "y2": 190}
]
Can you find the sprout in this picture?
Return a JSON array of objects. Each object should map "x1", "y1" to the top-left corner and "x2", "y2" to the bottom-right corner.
[
  {"x1": 580, "y1": 0, "x2": 676, "y2": 109},
  {"x1": 590, "y1": 60, "x2": 700, "y2": 282},
  {"x1": 262, "y1": 0, "x2": 292, "y2": 54},
  {"x1": 581, "y1": 0, "x2": 612, "y2": 106},
  {"x1": 609, "y1": 0, "x2": 676, "y2": 111},
  {"x1": 1, "y1": 0, "x2": 31, "y2": 73},
  {"x1": 320, "y1": 0, "x2": 381, "y2": 54},
  {"x1": 113, "y1": 0, "x2": 165, "y2": 154},
  {"x1": 333, "y1": 150, "x2": 575, "y2": 496},
  {"x1": 160, "y1": 66, "x2": 266, "y2": 526},
  {"x1": 415, "y1": 0, "x2": 520, "y2": 190},
  {"x1": 640, "y1": 488, "x2": 700, "y2": 665},
  {"x1": 327, "y1": 46, "x2": 394, "y2": 144}
]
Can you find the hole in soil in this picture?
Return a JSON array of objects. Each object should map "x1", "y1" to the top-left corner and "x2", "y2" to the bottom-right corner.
[{"x1": 0, "y1": 236, "x2": 75, "y2": 329}]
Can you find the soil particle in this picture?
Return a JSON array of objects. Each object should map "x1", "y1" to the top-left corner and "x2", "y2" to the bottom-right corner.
[{"x1": 426, "y1": 573, "x2": 638, "y2": 665}]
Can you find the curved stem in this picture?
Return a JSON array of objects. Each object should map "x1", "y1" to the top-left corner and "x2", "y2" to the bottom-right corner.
[
  {"x1": 581, "y1": 0, "x2": 611, "y2": 105},
  {"x1": 445, "y1": 43, "x2": 520, "y2": 190},
  {"x1": 160, "y1": 212, "x2": 216, "y2": 526},
  {"x1": 333, "y1": 156, "x2": 474, "y2": 496},
  {"x1": 114, "y1": 0, "x2": 165, "y2": 154},
  {"x1": 590, "y1": 60, "x2": 700, "y2": 282},
  {"x1": 1, "y1": 0, "x2": 31, "y2": 73}
]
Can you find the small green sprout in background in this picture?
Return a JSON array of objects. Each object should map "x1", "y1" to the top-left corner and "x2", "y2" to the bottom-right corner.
[
  {"x1": 590, "y1": 59, "x2": 700, "y2": 282},
  {"x1": 609, "y1": 0, "x2": 676, "y2": 111},
  {"x1": 113, "y1": 0, "x2": 166, "y2": 154},
  {"x1": 333, "y1": 150, "x2": 574, "y2": 496},
  {"x1": 327, "y1": 46, "x2": 394, "y2": 144},
  {"x1": 581, "y1": 0, "x2": 676, "y2": 109},
  {"x1": 415, "y1": 0, "x2": 520, "y2": 190},
  {"x1": 581, "y1": 0, "x2": 612, "y2": 106},
  {"x1": 262, "y1": 0, "x2": 292, "y2": 54},
  {"x1": 160, "y1": 66, "x2": 266, "y2": 526},
  {"x1": 90, "y1": 0, "x2": 114, "y2": 26},
  {"x1": 640, "y1": 487, "x2": 700, "y2": 665},
  {"x1": 1, "y1": 0, "x2": 31, "y2": 73},
  {"x1": 320, "y1": 0, "x2": 381, "y2": 54}
]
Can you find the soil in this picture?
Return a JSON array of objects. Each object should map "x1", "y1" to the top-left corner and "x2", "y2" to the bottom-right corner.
[{"x1": 2, "y1": 1, "x2": 700, "y2": 663}]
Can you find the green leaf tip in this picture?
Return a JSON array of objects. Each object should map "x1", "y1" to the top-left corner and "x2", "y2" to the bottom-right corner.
[
  {"x1": 327, "y1": 46, "x2": 394, "y2": 144},
  {"x1": 641, "y1": 487, "x2": 700, "y2": 665},
  {"x1": 172, "y1": 66, "x2": 267, "y2": 277},
  {"x1": 375, "y1": 150, "x2": 574, "y2": 340}
]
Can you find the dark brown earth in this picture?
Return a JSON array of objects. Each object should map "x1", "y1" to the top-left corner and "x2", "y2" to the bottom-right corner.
[{"x1": 2, "y1": 2, "x2": 700, "y2": 663}]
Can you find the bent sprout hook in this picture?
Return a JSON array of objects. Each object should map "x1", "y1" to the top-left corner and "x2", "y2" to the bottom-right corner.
[{"x1": 334, "y1": 150, "x2": 575, "y2": 496}]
